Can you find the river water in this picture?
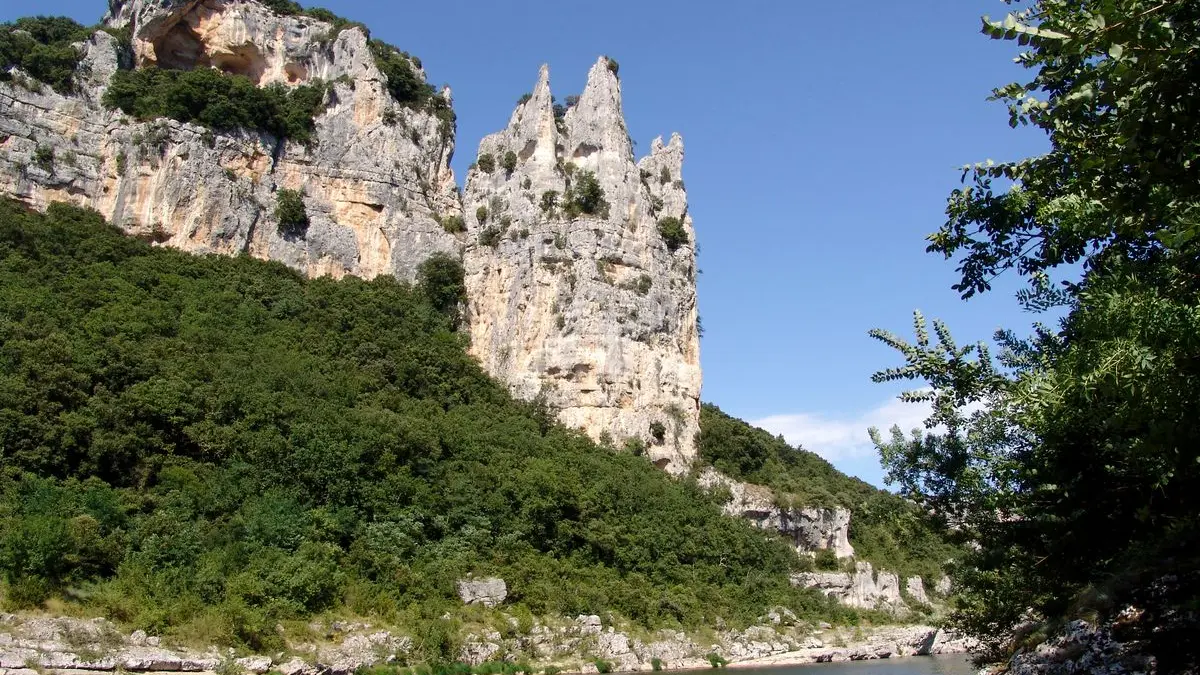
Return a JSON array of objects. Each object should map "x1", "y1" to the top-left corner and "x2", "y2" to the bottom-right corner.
[{"x1": 727, "y1": 655, "x2": 976, "y2": 675}]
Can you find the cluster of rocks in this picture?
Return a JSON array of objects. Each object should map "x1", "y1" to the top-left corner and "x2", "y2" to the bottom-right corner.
[
  {"x1": 790, "y1": 563, "x2": 951, "y2": 614},
  {"x1": 0, "y1": 615, "x2": 220, "y2": 673},
  {"x1": 0, "y1": 611, "x2": 973, "y2": 675},
  {"x1": 0, "y1": 614, "x2": 410, "y2": 675},
  {"x1": 1001, "y1": 617, "x2": 1155, "y2": 675},
  {"x1": 697, "y1": 468, "x2": 855, "y2": 558},
  {"x1": 457, "y1": 577, "x2": 509, "y2": 608},
  {"x1": 415, "y1": 612, "x2": 972, "y2": 672},
  {"x1": 693, "y1": 469, "x2": 954, "y2": 618}
]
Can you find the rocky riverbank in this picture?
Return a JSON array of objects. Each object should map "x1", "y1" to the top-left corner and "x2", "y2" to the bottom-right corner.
[{"x1": 0, "y1": 613, "x2": 974, "y2": 675}]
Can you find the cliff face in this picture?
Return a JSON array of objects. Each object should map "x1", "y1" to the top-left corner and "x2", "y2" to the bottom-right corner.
[
  {"x1": 1, "y1": 0, "x2": 461, "y2": 282},
  {"x1": 461, "y1": 60, "x2": 701, "y2": 472},
  {"x1": 1, "y1": 3, "x2": 702, "y2": 462},
  {"x1": 698, "y1": 469, "x2": 855, "y2": 558}
]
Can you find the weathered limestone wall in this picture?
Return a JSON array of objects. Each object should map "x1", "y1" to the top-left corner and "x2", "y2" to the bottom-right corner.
[
  {"x1": 1, "y1": 0, "x2": 460, "y2": 282},
  {"x1": 461, "y1": 59, "x2": 701, "y2": 472}
]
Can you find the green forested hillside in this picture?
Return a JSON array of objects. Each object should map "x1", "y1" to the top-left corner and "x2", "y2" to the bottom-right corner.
[
  {"x1": 698, "y1": 404, "x2": 958, "y2": 581},
  {"x1": 0, "y1": 200, "x2": 865, "y2": 653}
]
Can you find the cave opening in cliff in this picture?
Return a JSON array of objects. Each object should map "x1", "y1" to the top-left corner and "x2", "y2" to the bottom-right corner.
[
  {"x1": 149, "y1": 9, "x2": 267, "y2": 83},
  {"x1": 151, "y1": 20, "x2": 206, "y2": 71}
]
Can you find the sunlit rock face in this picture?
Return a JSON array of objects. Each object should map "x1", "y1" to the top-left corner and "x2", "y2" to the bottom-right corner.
[
  {"x1": 1, "y1": 0, "x2": 460, "y2": 282},
  {"x1": 699, "y1": 469, "x2": 856, "y2": 557},
  {"x1": 461, "y1": 58, "x2": 701, "y2": 473},
  {"x1": 0, "y1": 4, "x2": 701, "y2": 469},
  {"x1": 791, "y1": 562, "x2": 906, "y2": 612}
]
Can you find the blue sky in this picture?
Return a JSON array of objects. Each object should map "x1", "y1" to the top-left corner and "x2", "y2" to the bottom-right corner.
[{"x1": 4, "y1": 0, "x2": 1052, "y2": 485}]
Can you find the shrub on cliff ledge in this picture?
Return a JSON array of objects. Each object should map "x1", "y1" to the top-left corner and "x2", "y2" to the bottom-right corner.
[
  {"x1": 104, "y1": 67, "x2": 330, "y2": 143},
  {"x1": 368, "y1": 39, "x2": 455, "y2": 135},
  {"x1": 275, "y1": 188, "x2": 309, "y2": 237},
  {"x1": 649, "y1": 421, "x2": 667, "y2": 444},
  {"x1": 656, "y1": 217, "x2": 688, "y2": 252},
  {"x1": 439, "y1": 214, "x2": 466, "y2": 233},
  {"x1": 563, "y1": 170, "x2": 609, "y2": 219},
  {"x1": 0, "y1": 17, "x2": 91, "y2": 94}
]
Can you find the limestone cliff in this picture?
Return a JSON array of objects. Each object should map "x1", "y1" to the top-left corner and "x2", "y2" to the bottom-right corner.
[
  {"x1": 461, "y1": 59, "x2": 701, "y2": 472},
  {"x1": 1, "y1": 0, "x2": 461, "y2": 282},
  {"x1": 1, "y1": 3, "x2": 703, "y2": 461}
]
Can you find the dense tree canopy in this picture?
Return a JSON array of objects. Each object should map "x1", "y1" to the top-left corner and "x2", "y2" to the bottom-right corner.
[
  {"x1": 104, "y1": 68, "x2": 331, "y2": 143},
  {"x1": 870, "y1": 1, "x2": 1200, "y2": 669}
]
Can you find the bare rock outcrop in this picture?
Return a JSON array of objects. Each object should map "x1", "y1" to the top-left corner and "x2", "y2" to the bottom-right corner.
[
  {"x1": 698, "y1": 468, "x2": 855, "y2": 557},
  {"x1": 935, "y1": 574, "x2": 953, "y2": 596},
  {"x1": 457, "y1": 577, "x2": 508, "y2": 607},
  {"x1": 905, "y1": 576, "x2": 929, "y2": 605},
  {"x1": 461, "y1": 59, "x2": 701, "y2": 472},
  {"x1": 791, "y1": 562, "x2": 907, "y2": 612},
  {"x1": 0, "y1": 612, "x2": 973, "y2": 675},
  {"x1": 1, "y1": 0, "x2": 460, "y2": 282}
]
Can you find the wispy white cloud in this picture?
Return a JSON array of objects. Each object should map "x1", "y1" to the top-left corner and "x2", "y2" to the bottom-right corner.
[{"x1": 751, "y1": 395, "x2": 932, "y2": 463}]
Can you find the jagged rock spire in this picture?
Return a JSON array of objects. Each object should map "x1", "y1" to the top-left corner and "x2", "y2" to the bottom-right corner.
[
  {"x1": 503, "y1": 64, "x2": 558, "y2": 167},
  {"x1": 562, "y1": 57, "x2": 634, "y2": 173},
  {"x1": 462, "y1": 58, "x2": 701, "y2": 473}
]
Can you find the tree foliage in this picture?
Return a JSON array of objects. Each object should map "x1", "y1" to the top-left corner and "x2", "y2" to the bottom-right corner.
[
  {"x1": 0, "y1": 200, "x2": 860, "y2": 645},
  {"x1": 0, "y1": 16, "x2": 92, "y2": 93},
  {"x1": 657, "y1": 217, "x2": 688, "y2": 252},
  {"x1": 416, "y1": 252, "x2": 466, "y2": 327},
  {"x1": 104, "y1": 67, "x2": 330, "y2": 143},
  {"x1": 930, "y1": 0, "x2": 1200, "y2": 302},
  {"x1": 275, "y1": 189, "x2": 309, "y2": 237},
  {"x1": 871, "y1": 1, "x2": 1200, "y2": 669},
  {"x1": 564, "y1": 170, "x2": 609, "y2": 219}
]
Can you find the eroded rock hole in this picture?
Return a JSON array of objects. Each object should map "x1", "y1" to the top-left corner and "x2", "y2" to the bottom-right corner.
[
  {"x1": 152, "y1": 21, "x2": 206, "y2": 70},
  {"x1": 572, "y1": 143, "x2": 599, "y2": 159},
  {"x1": 209, "y1": 44, "x2": 267, "y2": 82}
]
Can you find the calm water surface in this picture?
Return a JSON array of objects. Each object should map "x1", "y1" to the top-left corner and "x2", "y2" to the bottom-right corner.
[{"x1": 725, "y1": 655, "x2": 976, "y2": 675}]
